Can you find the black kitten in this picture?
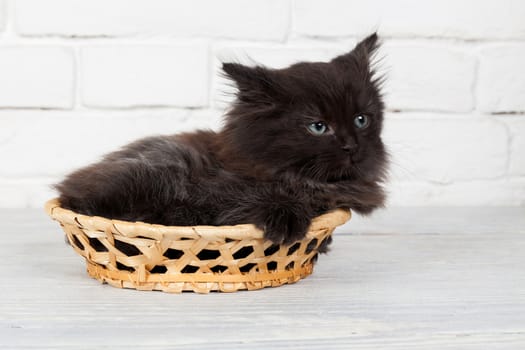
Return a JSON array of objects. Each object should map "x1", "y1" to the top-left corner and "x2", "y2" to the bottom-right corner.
[{"x1": 56, "y1": 33, "x2": 388, "y2": 245}]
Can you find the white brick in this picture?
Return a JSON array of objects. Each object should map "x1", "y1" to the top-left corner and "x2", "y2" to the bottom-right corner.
[
  {"x1": 383, "y1": 44, "x2": 476, "y2": 112},
  {"x1": 0, "y1": 110, "x2": 223, "y2": 177},
  {"x1": 383, "y1": 115, "x2": 508, "y2": 183},
  {"x1": 388, "y1": 179, "x2": 525, "y2": 206},
  {"x1": 212, "y1": 42, "x2": 353, "y2": 108},
  {"x1": 81, "y1": 45, "x2": 209, "y2": 108},
  {"x1": 294, "y1": 0, "x2": 525, "y2": 40},
  {"x1": 500, "y1": 117, "x2": 525, "y2": 176},
  {"x1": 15, "y1": 0, "x2": 289, "y2": 41},
  {"x1": 0, "y1": 47, "x2": 74, "y2": 108},
  {"x1": 0, "y1": 0, "x2": 5, "y2": 33},
  {"x1": 478, "y1": 45, "x2": 525, "y2": 113}
]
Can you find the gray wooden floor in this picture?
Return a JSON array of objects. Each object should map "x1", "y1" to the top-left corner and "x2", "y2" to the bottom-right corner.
[{"x1": 1, "y1": 207, "x2": 524, "y2": 349}]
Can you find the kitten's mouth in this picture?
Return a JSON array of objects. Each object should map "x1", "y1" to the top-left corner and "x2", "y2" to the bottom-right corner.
[
  {"x1": 350, "y1": 152, "x2": 363, "y2": 163},
  {"x1": 326, "y1": 155, "x2": 369, "y2": 182}
]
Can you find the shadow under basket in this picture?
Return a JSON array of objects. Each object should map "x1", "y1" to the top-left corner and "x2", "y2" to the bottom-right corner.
[{"x1": 45, "y1": 199, "x2": 351, "y2": 294}]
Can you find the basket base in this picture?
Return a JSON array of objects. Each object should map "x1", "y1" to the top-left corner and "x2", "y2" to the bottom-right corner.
[{"x1": 86, "y1": 261, "x2": 315, "y2": 294}]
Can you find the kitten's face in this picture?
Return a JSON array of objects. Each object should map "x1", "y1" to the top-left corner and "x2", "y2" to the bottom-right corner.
[{"x1": 222, "y1": 33, "x2": 387, "y2": 183}]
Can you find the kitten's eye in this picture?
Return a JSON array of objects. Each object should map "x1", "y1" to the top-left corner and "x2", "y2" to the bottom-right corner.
[
  {"x1": 353, "y1": 114, "x2": 370, "y2": 129},
  {"x1": 308, "y1": 121, "x2": 328, "y2": 135}
]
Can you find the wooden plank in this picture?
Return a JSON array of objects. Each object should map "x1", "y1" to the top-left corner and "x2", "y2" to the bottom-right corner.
[{"x1": 0, "y1": 208, "x2": 524, "y2": 349}]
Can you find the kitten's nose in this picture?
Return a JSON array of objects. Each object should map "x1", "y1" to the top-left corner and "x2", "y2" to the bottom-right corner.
[{"x1": 341, "y1": 142, "x2": 358, "y2": 153}]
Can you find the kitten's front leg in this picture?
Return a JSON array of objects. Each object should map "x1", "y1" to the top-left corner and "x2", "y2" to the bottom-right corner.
[
  {"x1": 219, "y1": 184, "x2": 315, "y2": 244},
  {"x1": 245, "y1": 191, "x2": 313, "y2": 245},
  {"x1": 218, "y1": 191, "x2": 313, "y2": 245},
  {"x1": 262, "y1": 202, "x2": 312, "y2": 245}
]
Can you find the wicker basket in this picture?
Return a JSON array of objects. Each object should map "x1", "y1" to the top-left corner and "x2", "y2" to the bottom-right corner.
[{"x1": 45, "y1": 198, "x2": 350, "y2": 293}]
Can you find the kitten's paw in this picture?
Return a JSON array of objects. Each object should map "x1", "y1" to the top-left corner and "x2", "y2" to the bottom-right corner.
[{"x1": 263, "y1": 208, "x2": 311, "y2": 245}]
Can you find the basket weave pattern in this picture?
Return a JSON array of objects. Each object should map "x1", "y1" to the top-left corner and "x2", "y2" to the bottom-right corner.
[{"x1": 45, "y1": 199, "x2": 350, "y2": 293}]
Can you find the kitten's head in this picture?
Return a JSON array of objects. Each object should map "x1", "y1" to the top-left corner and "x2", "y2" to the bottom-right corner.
[{"x1": 222, "y1": 33, "x2": 387, "y2": 184}]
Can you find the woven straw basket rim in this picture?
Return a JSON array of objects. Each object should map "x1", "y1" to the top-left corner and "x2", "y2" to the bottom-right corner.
[
  {"x1": 45, "y1": 198, "x2": 351, "y2": 293},
  {"x1": 45, "y1": 198, "x2": 350, "y2": 240}
]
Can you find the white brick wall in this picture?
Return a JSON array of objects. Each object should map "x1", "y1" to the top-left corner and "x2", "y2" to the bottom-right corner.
[
  {"x1": 383, "y1": 44, "x2": 476, "y2": 112},
  {"x1": 503, "y1": 117, "x2": 525, "y2": 176},
  {"x1": 0, "y1": 1, "x2": 5, "y2": 33},
  {"x1": 478, "y1": 45, "x2": 525, "y2": 113},
  {"x1": 0, "y1": 0, "x2": 524, "y2": 208},
  {"x1": 0, "y1": 47, "x2": 74, "y2": 108},
  {"x1": 384, "y1": 115, "x2": 508, "y2": 183},
  {"x1": 294, "y1": 0, "x2": 525, "y2": 40},
  {"x1": 15, "y1": 0, "x2": 290, "y2": 40},
  {"x1": 81, "y1": 44, "x2": 209, "y2": 108}
]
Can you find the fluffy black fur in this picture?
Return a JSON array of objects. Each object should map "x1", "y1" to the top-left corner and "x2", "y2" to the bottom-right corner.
[{"x1": 56, "y1": 33, "x2": 388, "y2": 245}]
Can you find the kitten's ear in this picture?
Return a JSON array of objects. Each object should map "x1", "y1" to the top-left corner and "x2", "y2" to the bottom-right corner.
[
  {"x1": 222, "y1": 63, "x2": 261, "y2": 88},
  {"x1": 222, "y1": 62, "x2": 279, "y2": 103},
  {"x1": 354, "y1": 32, "x2": 380, "y2": 57},
  {"x1": 331, "y1": 33, "x2": 380, "y2": 71}
]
